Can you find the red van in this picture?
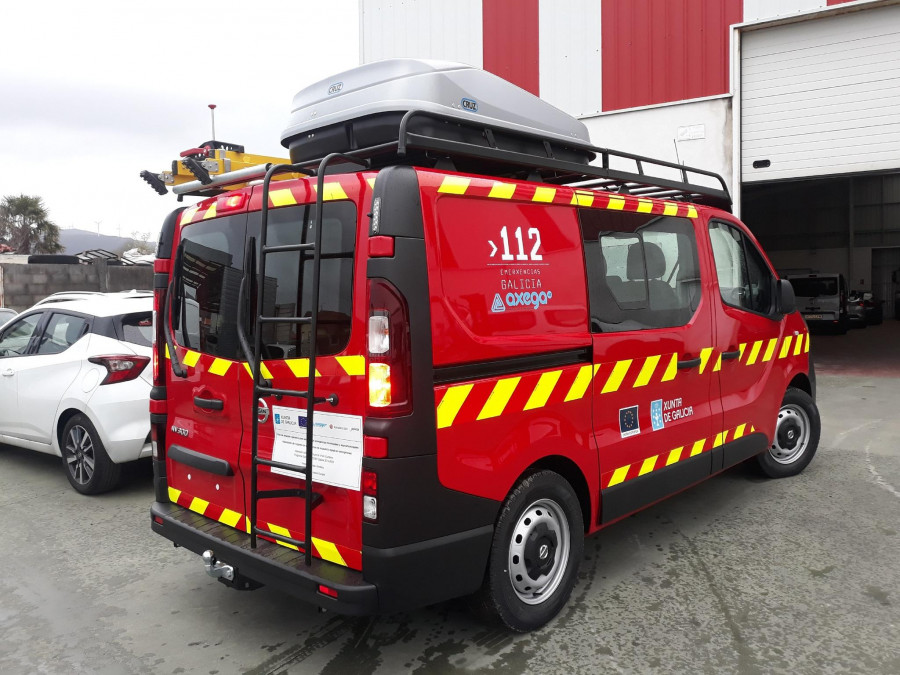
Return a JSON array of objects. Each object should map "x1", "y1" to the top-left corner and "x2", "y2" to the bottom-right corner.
[{"x1": 149, "y1": 60, "x2": 819, "y2": 632}]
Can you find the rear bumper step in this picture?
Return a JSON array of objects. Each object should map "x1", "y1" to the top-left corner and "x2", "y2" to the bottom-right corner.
[{"x1": 151, "y1": 501, "x2": 378, "y2": 615}]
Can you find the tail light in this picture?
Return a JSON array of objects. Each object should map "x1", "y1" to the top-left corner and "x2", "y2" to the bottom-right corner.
[
  {"x1": 362, "y1": 469, "x2": 378, "y2": 522},
  {"x1": 367, "y1": 279, "x2": 411, "y2": 417},
  {"x1": 152, "y1": 267, "x2": 168, "y2": 388},
  {"x1": 88, "y1": 355, "x2": 150, "y2": 385}
]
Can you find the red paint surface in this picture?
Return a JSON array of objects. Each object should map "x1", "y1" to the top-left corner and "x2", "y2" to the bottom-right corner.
[
  {"x1": 482, "y1": 0, "x2": 540, "y2": 95},
  {"x1": 827, "y1": 0, "x2": 856, "y2": 5},
  {"x1": 602, "y1": 0, "x2": 743, "y2": 111}
]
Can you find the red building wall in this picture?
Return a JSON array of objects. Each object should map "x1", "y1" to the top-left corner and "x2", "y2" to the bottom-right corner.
[
  {"x1": 601, "y1": 0, "x2": 743, "y2": 111},
  {"x1": 482, "y1": 0, "x2": 540, "y2": 96}
]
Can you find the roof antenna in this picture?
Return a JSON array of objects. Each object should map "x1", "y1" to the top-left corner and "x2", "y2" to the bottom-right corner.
[{"x1": 209, "y1": 104, "x2": 217, "y2": 141}]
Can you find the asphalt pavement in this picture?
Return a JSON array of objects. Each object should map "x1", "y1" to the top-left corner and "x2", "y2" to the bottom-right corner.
[{"x1": 1, "y1": 352, "x2": 898, "y2": 673}]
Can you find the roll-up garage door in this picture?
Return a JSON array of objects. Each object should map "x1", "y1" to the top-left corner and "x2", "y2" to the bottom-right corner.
[{"x1": 741, "y1": 3, "x2": 900, "y2": 183}]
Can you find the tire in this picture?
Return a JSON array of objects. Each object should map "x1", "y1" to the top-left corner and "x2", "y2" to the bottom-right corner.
[
  {"x1": 757, "y1": 387, "x2": 820, "y2": 478},
  {"x1": 61, "y1": 414, "x2": 122, "y2": 494},
  {"x1": 477, "y1": 471, "x2": 584, "y2": 632}
]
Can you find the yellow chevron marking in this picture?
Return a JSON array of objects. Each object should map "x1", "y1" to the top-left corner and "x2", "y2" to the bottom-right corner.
[
  {"x1": 608, "y1": 465, "x2": 631, "y2": 487},
  {"x1": 524, "y1": 370, "x2": 563, "y2": 410},
  {"x1": 189, "y1": 497, "x2": 209, "y2": 515},
  {"x1": 181, "y1": 206, "x2": 199, "y2": 223},
  {"x1": 245, "y1": 517, "x2": 252, "y2": 533},
  {"x1": 794, "y1": 335, "x2": 803, "y2": 356},
  {"x1": 532, "y1": 186, "x2": 556, "y2": 202},
  {"x1": 366, "y1": 177, "x2": 376, "y2": 189},
  {"x1": 313, "y1": 183, "x2": 349, "y2": 201},
  {"x1": 639, "y1": 455, "x2": 658, "y2": 476},
  {"x1": 437, "y1": 384, "x2": 473, "y2": 429},
  {"x1": 284, "y1": 359, "x2": 320, "y2": 378},
  {"x1": 607, "y1": 195, "x2": 626, "y2": 210},
  {"x1": 686, "y1": 205, "x2": 699, "y2": 218},
  {"x1": 663, "y1": 202, "x2": 678, "y2": 216},
  {"x1": 804, "y1": 333, "x2": 810, "y2": 353},
  {"x1": 661, "y1": 353, "x2": 678, "y2": 382},
  {"x1": 202, "y1": 203, "x2": 217, "y2": 220},
  {"x1": 488, "y1": 182, "x2": 516, "y2": 199},
  {"x1": 666, "y1": 447, "x2": 683, "y2": 466},
  {"x1": 762, "y1": 338, "x2": 778, "y2": 362},
  {"x1": 182, "y1": 350, "x2": 200, "y2": 367},
  {"x1": 165, "y1": 343, "x2": 170, "y2": 360},
  {"x1": 713, "y1": 431, "x2": 727, "y2": 448},
  {"x1": 269, "y1": 188, "x2": 298, "y2": 206},
  {"x1": 219, "y1": 509, "x2": 242, "y2": 528},
  {"x1": 437, "y1": 176, "x2": 470, "y2": 194},
  {"x1": 739, "y1": 343, "x2": 746, "y2": 360},
  {"x1": 690, "y1": 439, "x2": 706, "y2": 456},
  {"x1": 634, "y1": 355, "x2": 660, "y2": 388},
  {"x1": 713, "y1": 354, "x2": 722, "y2": 372},
  {"x1": 335, "y1": 355, "x2": 365, "y2": 376},
  {"x1": 209, "y1": 358, "x2": 233, "y2": 376},
  {"x1": 571, "y1": 191, "x2": 594, "y2": 207},
  {"x1": 565, "y1": 364, "x2": 600, "y2": 401},
  {"x1": 477, "y1": 377, "x2": 521, "y2": 420},
  {"x1": 699, "y1": 347, "x2": 714, "y2": 374},
  {"x1": 168, "y1": 486, "x2": 182, "y2": 503},
  {"x1": 266, "y1": 523, "x2": 299, "y2": 550},
  {"x1": 312, "y1": 537, "x2": 347, "y2": 566},
  {"x1": 733, "y1": 423, "x2": 746, "y2": 439},
  {"x1": 779, "y1": 335, "x2": 793, "y2": 359},
  {"x1": 601, "y1": 359, "x2": 633, "y2": 394},
  {"x1": 746, "y1": 341, "x2": 763, "y2": 366},
  {"x1": 637, "y1": 199, "x2": 654, "y2": 213},
  {"x1": 751, "y1": 425, "x2": 756, "y2": 432}
]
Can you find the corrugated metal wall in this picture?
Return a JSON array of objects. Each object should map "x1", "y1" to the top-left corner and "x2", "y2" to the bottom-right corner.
[
  {"x1": 483, "y1": 0, "x2": 540, "y2": 95},
  {"x1": 360, "y1": 0, "x2": 484, "y2": 67},
  {"x1": 601, "y1": 0, "x2": 742, "y2": 112},
  {"x1": 538, "y1": 0, "x2": 603, "y2": 117}
]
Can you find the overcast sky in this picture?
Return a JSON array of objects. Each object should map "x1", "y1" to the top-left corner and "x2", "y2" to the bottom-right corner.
[{"x1": 0, "y1": 1, "x2": 360, "y2": 240}]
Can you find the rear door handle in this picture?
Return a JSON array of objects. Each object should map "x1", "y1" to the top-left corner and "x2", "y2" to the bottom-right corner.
[
  {"x1": 194, "y1": 396, "x2": 224, "y2": 411},
  {"x1": 677, "y1": 357, "x2": 701, "y2": 370},
  {"x1": 722, "y1": 349, "x2": 741, "y2": 360}
]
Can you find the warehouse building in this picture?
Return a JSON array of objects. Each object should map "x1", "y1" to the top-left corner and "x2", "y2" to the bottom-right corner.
[{"x1": 360, "y1": 0, "x2": 900, "y2": 315}]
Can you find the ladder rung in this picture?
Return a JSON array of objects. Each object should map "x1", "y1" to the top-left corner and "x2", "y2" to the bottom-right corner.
[
  {"x1": 255, "y1": 458, "x2": 307, "y2": 474},
  {"x1": 262, "y1": 243, "x2": 315, "y2": 254},
  {"x1": 252, "y1": 527, "x2": 307, "y2": 550},
  {"x1": 257, "y1": 316, "x2": 311, "y2": 325}
]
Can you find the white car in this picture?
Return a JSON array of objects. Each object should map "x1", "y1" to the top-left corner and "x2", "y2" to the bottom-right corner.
[{"x1": 0, "y1": 294, "x2": 153, "y2": 494}]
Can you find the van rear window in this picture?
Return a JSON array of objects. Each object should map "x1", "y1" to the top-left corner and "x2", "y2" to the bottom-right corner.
[{"x1": 789, "y1": 278, "x2": 837, "y2": 297}]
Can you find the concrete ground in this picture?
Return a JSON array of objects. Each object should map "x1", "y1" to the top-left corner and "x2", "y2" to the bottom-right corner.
[{"x1": 1, "y1": 326, "x2": 899, "y2": 674}]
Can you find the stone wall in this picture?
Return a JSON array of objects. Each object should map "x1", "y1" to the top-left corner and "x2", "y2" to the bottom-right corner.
[{"x1": 0, "y1": 261, "x2": 153, "y2": 311}]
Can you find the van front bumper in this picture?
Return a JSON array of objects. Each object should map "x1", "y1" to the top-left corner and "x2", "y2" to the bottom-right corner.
[{"x1": 151, "y1": 501, "x2": 379, "y2": 615}]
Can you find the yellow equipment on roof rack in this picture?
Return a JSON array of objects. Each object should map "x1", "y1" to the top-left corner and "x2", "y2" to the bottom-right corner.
[{"x1": 140, "y1": 141, "x2": 296, "y2": 199}]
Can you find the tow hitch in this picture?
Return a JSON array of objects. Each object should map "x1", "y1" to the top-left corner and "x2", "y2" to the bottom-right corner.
[{"x1": 201, "y1": 550, "x2": 263, "y2": 591}]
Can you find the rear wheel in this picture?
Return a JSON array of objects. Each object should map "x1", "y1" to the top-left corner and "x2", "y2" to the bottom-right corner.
[
  {"x1": 478, "y1": 471, "x2": 583, "y2": 632},
  {"x1": 757, "y1": 387, "x2": 820, "y2": 478},
  {"x1": 61, "y1": 414, "x2": 121, "y2": 495}
]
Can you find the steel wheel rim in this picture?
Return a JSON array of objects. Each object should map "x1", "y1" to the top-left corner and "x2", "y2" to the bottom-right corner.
[
  {"x1": 770, "y1": 404, "x2": 810, "y2": 465},
  {"x1": 507, "y1": 498, "x2": 570, "y2": 605},
  {"x1": 65, "y1": 425, "x2": 95, "y2": 484}
]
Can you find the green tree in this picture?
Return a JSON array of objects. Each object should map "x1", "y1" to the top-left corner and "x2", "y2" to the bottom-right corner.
[{"x1": 0, "y1": 194, "x2": 64, "y2": 254}]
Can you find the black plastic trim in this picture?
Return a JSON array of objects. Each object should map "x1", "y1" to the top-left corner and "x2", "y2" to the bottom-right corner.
[
  {"x1": 153, "y1": 459, "x2": 169, "y2": 503},
  {"x1": 150, "y1": 385, "x2": 166, "y2": 401},
  {"x1": 434, "y1": 348, "x2": 591, "y2": 386},
  {"x1": 718, "y1": 432, "x2": 767, "y2": 472},
  {"x1": 150, "y1": 413, "x2": 167, "y2": 425},
  {"x1": 154, "y1": 272, "x2": 169, "y2": 290},
  {"x1": 156, "y1": 208, "x2": 183, "y2": 260},
  {"x1": 168, "y1": 444, "x2": 233, "y2": 476}
]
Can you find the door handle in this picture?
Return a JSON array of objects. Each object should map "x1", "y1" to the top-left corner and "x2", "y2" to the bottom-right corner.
[
  {"x1": 194, "y1": 396, "x2": 224, "y2": 411},
  {"x1": 2, "y1": 369, "x2": 14, "y2": 377},
  {"x1": 722, "y1": 349, "x2": 741, "y2": 360},
  {"x1": 677, "y1": 357, "x2": 702, "y2": 370}
]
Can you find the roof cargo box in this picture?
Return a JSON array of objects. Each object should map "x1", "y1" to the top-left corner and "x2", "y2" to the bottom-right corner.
[{"x1": 280, "y1": 59, "x2": 596, "y2": 173}]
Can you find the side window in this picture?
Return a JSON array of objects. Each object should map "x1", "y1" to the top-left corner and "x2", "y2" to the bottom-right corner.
[
  {"x1": 709, "y1": 222, "x2": 776, "y2": 315},
  {"x1": 580, "y1": 210, "x2": 702, "y2": 332},
  {"x1": 0, "y1": 313, "x2": 43, "y2": 358},
  {"x1": 36, "y1": 314, "x2": 89, "y2": 355}
]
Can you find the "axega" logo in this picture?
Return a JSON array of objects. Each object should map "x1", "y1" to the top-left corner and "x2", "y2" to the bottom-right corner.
[{"x1": 493, "y1": 290, "x2": 553, "y2": 311}]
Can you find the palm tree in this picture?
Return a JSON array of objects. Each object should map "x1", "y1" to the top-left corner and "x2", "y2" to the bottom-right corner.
[{"x1": 0, "y1": 195, "x2": 63, "y2": 254}]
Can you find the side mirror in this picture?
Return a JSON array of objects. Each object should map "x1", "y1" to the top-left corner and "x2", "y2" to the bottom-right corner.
[{"x1": 777, "y1": 279, "x2": 795, "y2": 315}]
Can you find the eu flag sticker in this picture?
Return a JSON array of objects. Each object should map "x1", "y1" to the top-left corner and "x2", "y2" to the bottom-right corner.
[
  {"x1": 651, "y1": 399, "x2": 664, "y2": 431},
  {"x1": 619, "y1": 405, "x2": 640, "y2": 438}
]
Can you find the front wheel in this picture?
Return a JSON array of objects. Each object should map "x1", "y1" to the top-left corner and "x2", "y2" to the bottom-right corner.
[
  {"x1": 478, "y1": 470, "x2": 584, "y2": 632},
  {"x1": 757, "y1": 387, "x2": 820, "y2": 478}
]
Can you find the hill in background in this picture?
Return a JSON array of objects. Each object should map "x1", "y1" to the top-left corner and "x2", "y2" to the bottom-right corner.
[{"x1": 59, "y1": 229, "x2": 135, "y2": 255}]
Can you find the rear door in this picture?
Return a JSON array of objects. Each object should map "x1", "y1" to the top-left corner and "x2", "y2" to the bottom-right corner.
[
  {"x1": 580, "y1": 206, "x2": 719, "y2": 524},
  {"x1": 166, "y1": 211, "x2": 249, "y2": 527},
  {"x1": 241, "y1": 179, "x2": 367, "y2": 570}
]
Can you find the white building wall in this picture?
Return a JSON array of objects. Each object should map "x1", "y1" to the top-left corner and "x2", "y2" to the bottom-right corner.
[
  {"x1": 766, "y1": 247, "x2": 872, "y2": 289},
  {"x1": 743, "y1": 0, "x2": 826, "y2": 22},
  {"x1": 582, "y1": 98, "x2": 734, "y2": 199},
  {"x1": 538, "y1": 0, "x2": 602, "y2": 117},
  {"x1": 360, "y1": 0, "x2": 483, "y2": 67}
]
